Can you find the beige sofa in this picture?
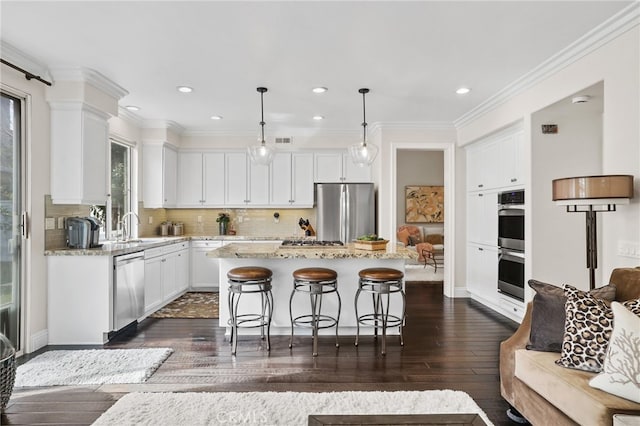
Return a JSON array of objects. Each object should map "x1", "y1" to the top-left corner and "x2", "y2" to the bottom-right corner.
[{"x1": 500, "y1": 267, "x2": 640, "y2": 425}]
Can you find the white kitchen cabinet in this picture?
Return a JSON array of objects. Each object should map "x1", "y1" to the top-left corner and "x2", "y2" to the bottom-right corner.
[
  {"x1": 177, "y1": 152, "x2": 225, "y2": 207},
  {"x1": 314, "y1": 151, "x2": 371, "y2": 183},
  {"x1": 225, "y1": 152, "x2": 269, "y2": 207},
  {"x1": 143, "y1": 143, "x2": 178, "y2": 208},
  {"x1": 466, "y1": 243, "x2": 499, "y2": 306},
  {"x1": 49, "y1": 106, "x2": 110, "y2": 204},
  {"x1": 191, "y1": 240, "x2": 224, "y2": 290},
  {"x1": 466, "y1": 125, "x2": 525, "y2": 192},
  {"x1": 143, "y1": 241, "x2": 189, "y2": 316},
  {"x1": 467, "y1": 190, "x2": 499, "y2": 246},
  {"x1": 270, "y1": 152, "x2": 314, "y2": 207}
]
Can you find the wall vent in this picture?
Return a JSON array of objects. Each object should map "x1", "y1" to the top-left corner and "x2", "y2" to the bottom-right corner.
[{"x1": 275, "y1": 137, "x2": 292, "y2": 144}]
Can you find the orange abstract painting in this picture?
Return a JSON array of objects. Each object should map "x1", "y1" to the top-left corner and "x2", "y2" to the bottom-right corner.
[{"x1": 405, "y1": 185, "x2": 444, "y2": 223}]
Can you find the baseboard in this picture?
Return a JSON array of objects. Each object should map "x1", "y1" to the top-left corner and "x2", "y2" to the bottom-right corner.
[
  {"x1": 30, "y1": 328, "x2": 48, "y2": 353},
  {"x1": 454, "y1": 287, "x2": 470, "y2": 298}
]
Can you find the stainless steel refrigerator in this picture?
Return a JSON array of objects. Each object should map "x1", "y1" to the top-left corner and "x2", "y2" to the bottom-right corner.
[{"x1": 316, "y1": 183, "x2": 375, "y2": 243}]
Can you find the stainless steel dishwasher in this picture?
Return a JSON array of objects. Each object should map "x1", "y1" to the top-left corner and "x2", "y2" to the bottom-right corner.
[{"x1": 113, "y1": 251, "x2": 145, "y2": 331}]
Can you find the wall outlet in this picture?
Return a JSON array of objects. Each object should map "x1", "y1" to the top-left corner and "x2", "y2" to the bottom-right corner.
[
  {"x1": 57, "y1": 217, "x2": 65, "y2": 229},
  {"x1": 618, "y1": 240, "x2": 640, "y2": 259},
  {"x1": 45, "y1": 217, "x2": 55, "y2": 230},
  {"x1": 148, "y1": 216, "x2": 153, "y2": 224},
  {"x1": 197, "y1": 215, "x2": 202, "y2": 223}
]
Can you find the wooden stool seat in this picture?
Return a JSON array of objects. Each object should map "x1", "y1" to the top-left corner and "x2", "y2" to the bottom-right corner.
[
  {"x1": 228, "y1": 266, "x2": 273, "y2": 281},
  {"x1": 293, "y1": 267, "x2": 338, "y2": 282},
  {"x1": 358, "y1": 268, "x2": 404, "y2": 281}
]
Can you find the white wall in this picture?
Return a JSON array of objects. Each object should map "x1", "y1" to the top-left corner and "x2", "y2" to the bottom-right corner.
[
  {"x1": 531, "y1": 85, "x2": 604, "y2": 288},
  {"x1": 2, "y1": 66, "x2": 51, "y2": 353},
  {"x1": 458, "y1": 26, "x2": 640, "y2": 288}
]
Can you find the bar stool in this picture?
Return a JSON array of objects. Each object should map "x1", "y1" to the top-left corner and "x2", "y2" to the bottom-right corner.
[
  {"x1": 354, "y1": 267, "x2": 406, "y2": 355},
  {"x1": 289, "y1": 267, "x2": 341, "y2": 356},
  {"x1": 227, "y1": 266, "x2": 273, "y2": 355}
]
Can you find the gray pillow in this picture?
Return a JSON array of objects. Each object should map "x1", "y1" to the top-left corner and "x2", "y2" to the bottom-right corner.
[{"x1": 526, "y1": 280, "x2": 616, "y2": 352}]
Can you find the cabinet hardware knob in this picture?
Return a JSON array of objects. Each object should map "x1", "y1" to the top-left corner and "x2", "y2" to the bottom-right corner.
[
  {"x1": 478, "y1": 184, "x2": 483, "y2": 188},
  {"x1": 478, "y1": 248, "x2": 483, "y2": 251},
  {"x1": 478, "y1": 194, "x2": 483, "y2": 197},
  {"x1": 510, "y1": 178, "x2": 517, "y2": 182}
]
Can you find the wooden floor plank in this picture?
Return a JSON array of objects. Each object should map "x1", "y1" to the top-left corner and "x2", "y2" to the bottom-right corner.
[{"x1": 5, "y1": 283, "x2": 519, "y2": 426}]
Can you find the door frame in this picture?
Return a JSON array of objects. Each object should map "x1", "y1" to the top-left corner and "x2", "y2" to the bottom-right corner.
[
  {"x1": 1, "y1": 84, "x2": 30, "y2": 356},
  {"x1": 389, "y1": 141, "x2": 456, "y2": 298}
]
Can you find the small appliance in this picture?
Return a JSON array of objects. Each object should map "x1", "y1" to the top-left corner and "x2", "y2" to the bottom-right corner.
[
  {"x1": 66, "y1": 217, "x2": 101, "y2": 249},
  {"x1": 497, "y1": 189, "x2": 525, "y2": 301}
]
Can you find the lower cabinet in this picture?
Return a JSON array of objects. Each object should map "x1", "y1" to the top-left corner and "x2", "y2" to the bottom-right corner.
[
  {"x1": 466, "y1": 243, "x2": 499, "y2": 305},
  {"x1": 191, "y1": 240, "x2": 224, "y2": 290},
  {"x1": 143, "y1": 241, "x2": 190, "y2": 316}
]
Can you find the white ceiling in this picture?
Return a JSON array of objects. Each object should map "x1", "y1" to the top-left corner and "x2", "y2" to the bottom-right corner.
[{"x1": 0, "y1": 1, "x2": 631, "y2": 136}]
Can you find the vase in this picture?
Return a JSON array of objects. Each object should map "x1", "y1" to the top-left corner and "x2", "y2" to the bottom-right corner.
[
  {"x1": 219, "y1": 222, "x2": 228, "y2": 235},
  {"x1": 0, "y1": 333, "x2": 16, "y2": 413}
]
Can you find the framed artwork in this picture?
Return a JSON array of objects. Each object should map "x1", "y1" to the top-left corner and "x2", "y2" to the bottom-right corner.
[{"x1": 405, "y1": 185, "x2": 444, "y2": 223}]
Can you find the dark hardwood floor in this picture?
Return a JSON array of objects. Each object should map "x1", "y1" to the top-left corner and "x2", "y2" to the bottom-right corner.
[{"x1": 3, "y1": 283, "x2": 519, "y2": 425}]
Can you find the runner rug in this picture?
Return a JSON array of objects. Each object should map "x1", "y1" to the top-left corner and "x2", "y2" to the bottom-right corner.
[
  {"x1": 150, "y1": 292, "x2": 219, "y2": 319},
  {"x1": 93, "y1": 390, "x2": 493, "y2": 425},
  {"x1": 15, "y1": 348, "x2": 173, "y2": 387}
]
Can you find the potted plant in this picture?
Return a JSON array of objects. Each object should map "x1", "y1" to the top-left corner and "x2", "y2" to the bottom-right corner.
[{"x1": 216, "y1": 213, "x2": 230, "y2": 235}]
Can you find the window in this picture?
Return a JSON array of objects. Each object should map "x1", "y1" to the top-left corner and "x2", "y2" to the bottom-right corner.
[{"x1": 91, "y1": 140, "x2": 132, "y2": 240}]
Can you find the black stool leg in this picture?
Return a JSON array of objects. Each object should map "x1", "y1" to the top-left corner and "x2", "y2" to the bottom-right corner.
[
  {"x1": 310, "y1": 290, "x2": 320, "y2": 356},
  {"x1": 334, "y1": 287, "x2": 341, "y2": 348},
  {"x1": 354, "y1": 286, "x2": 361, "y2": 347}
]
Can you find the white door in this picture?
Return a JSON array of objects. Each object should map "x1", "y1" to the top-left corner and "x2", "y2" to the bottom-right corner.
[
  {"x1": 163, "y1": 147, "x2": 178, "y2": 206},
  {"x1": 291, "y1": 153, "x2": 314, "y2": 205},
  {"x1": 177, "y1": 152, "x2": 203, "y2": 206},
  {"x1": 203, "y1": 153, "x2": 225, "y2": 206},
  {"x1": 270, "y1": 152, "x2": 293, "y2": 205},
  {"x1": 225, "y1": 152, "x2": 248, "y2": 205},
  {"x1": 144, "y1": 256, "x2": 163, "y2": 314}
]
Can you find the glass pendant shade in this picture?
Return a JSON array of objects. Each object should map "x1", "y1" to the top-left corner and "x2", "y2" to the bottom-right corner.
[
  {"x1": 249, "y1": 87, "x2": 274, "y2": 165},
  {"x1": 349, "y1": 141, "x2": 379, "y2": 167},
  {"x1": 248, "y1": 142, "x2": 274, "y2": 165},
  {"x1": 349, "y1": 88, "x2": 378, "y2": 166}
]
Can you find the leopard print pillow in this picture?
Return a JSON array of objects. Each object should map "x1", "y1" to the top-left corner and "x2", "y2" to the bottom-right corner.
[{"x1": 555, "y1": 285, "x2": 640, "y2": 372}]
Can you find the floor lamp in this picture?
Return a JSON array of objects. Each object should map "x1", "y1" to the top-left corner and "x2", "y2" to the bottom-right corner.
[{"x1": 552, "y1": 175, "x2": 634, "y2": 289}]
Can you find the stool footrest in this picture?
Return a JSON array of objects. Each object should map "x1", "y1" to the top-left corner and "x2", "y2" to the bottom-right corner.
[
  {"x1": 357, "y1": 313, "x2": 403, "y2": 328},
  {"x1": 291, "y1": 314, "x2": 339, "y2": 330},
  {"x1": 228, "y1": 313, "x2": 270, "y2": 329}
]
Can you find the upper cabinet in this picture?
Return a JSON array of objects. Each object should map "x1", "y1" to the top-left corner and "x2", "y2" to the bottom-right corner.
[
  {"x1": 314, "y1": 151, "x2": 371, "y2": 183},
  {"x1": 49, "y1": 106, "x2": 110, "y2": 204},
  {"x1": 225, "y1": 152, "x2": 269, "y2": 207},
  {"x1": 143, "y1": 143, "x2": 178, "y2": 208},
  {"x1": 466, "y1": 126, "x2": 525, "y2": 191},
  {"x1": 177, "y1": 152, "x2": 225, "y2": 207},
  {"x1": 47, "y1": 69, "x2": 127, "y2": 204},
  {"x1": 270, "y1": 152, "x2": 314, "y2": 207}
]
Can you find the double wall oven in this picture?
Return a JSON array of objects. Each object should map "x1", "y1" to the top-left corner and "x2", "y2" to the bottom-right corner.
[{"x1": 497, "y1": 190, "x2": 525, "y2": 301}]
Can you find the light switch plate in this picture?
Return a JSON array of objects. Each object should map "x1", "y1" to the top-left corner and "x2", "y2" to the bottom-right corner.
[
  {"x1": 45, "y1": 217, "x2": 55, "y2": 230},
  {"x1": 57, "y1": 217, "x2": 65, "y2": 229},
  {"x1": 617, "y1": 240, "x2": 640, "y2": 259}
]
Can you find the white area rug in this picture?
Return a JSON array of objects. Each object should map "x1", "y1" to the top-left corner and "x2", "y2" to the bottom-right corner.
[
  {"x1": 15, "y1": 348, "x2": 173, "y2": 387},
  {"x1": 93, "y1": 390, "x2": 493, "y2": 426}
]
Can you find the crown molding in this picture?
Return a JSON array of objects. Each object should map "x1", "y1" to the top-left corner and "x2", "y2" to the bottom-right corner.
[
  {"x1": 454, "y1": 2, "x2": 639, "y2": 129},
  {"x1": 48, "y1": 67, "x2": 128, "y2": 100},
  {"x1": 1, "y1": 41, "x2": 51, "y2": 82},
  {"x1": 116, "y1": 106, "x2": 144, "y2": 127},
  {"x1": 142, "y1": 119, "x2": 185, "y2": 134},
  {"x1": 371, "y1": 121, "x2": 456, "y2": 132}
]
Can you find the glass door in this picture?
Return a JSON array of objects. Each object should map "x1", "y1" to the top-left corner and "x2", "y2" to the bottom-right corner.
[{"x1": 0, "y1": 92, "x2": 24, "y2": 352}]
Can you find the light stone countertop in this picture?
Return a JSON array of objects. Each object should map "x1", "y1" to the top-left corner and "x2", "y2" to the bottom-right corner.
[
  {"x1": 207, "y1": 242, "x2": 418, "y2": 260},
  {"x1": 44, "y1": 235, "x2": 310, "y2": 256}
]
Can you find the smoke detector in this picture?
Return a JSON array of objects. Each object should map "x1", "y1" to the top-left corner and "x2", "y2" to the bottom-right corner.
[{"x1": 572, "y1": 95, "x2": 591, "y2": 104}]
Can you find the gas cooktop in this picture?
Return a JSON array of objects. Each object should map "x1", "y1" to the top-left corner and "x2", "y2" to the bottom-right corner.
[{"x1": 280, "y1": 240, "x2": 345, "y2": 247}]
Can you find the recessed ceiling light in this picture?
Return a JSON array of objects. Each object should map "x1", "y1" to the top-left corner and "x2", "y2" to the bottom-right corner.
[
  {"x1": 177, "y1": 86, "x2": 193, "y2": 93},
  {"x1": 210, "y1": 115, "x2": 223, "y2": 120},
  {"x1": 125, "y1": 105, "x2": 140, "y2": 111},
  {"x1": 313, "y1": 115, "x2": 324, "y2": 120},
  {"x1": 456, "y1": 87, "x2": 471, "y2": 95},
  {"x1": 312, "y1": 87, "x2": 328, "y2": 94}
]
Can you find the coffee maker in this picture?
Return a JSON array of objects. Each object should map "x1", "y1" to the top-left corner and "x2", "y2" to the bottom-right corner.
[{"x1": 66, "y1": 217, "x2": 101, "y2": 249}]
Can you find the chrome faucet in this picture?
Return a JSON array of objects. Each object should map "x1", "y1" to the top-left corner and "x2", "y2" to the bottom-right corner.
[{"x1": 120, "y1": 211, "x2": 141, "y2": 242}]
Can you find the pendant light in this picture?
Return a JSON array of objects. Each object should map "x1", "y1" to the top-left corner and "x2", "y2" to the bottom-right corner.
[
  {"x1": 348, "y1": 88, "x2": 378, "y2": 166},
  {"x1": 248, "y1": 87, "x2": 275, "y2": 165}
]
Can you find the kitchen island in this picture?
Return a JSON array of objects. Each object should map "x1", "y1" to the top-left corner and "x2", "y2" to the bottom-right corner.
[{"x1": 208, "y1": 242, "x2": 417, "y2": 336}]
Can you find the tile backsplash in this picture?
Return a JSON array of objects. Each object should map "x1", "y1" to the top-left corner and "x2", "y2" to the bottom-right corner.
[
  {"x1": 44, "y1": 193, "x2": 317, "y2": 249},
  {"x1": 140, "y1": 205, "x2": 316, "y2": 239}
]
